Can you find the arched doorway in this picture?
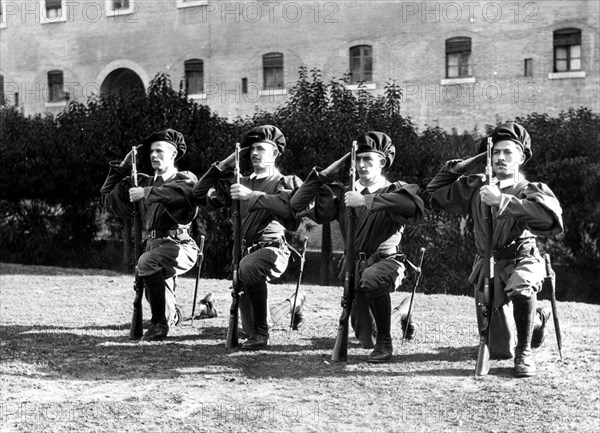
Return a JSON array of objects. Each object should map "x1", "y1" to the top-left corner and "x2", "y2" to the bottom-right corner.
[{"x1": 100, "y1": 68, "x2": 145, "y2": 96}]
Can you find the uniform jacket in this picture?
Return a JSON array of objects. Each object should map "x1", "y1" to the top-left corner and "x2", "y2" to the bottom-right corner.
[
  {"x1": 100, "y1": 163, "x2": 198, "y2": 232},
  {"x1": 290, "y1": 167, "x2": 425, "y2": 257},
  {"x1": 192, "y1": 163, "x2": 302, "y2": 244}
]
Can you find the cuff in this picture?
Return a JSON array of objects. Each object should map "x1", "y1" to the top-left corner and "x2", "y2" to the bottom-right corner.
[{"x1": 248, "y1": 191, "x2": 267, "y2": 210}]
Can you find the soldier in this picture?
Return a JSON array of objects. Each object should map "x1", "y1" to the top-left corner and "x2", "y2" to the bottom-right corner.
[
  {"x1": 192, "y1": 125, "x2": 305, "y2": 349},
  {"x1": 290, "y1": 132, "x2": 424, "y2": 363},
  {"x1": 101, "y1": 128, "x2": 214, "y2": 341},
  {"x1": 427, "y1": 122, "x2": 563, "y2": 377}
]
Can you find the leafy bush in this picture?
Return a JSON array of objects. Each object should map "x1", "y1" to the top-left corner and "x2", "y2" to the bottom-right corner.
[{"x1": 1, "y1": 71, "x2": 597, "y2": 302}]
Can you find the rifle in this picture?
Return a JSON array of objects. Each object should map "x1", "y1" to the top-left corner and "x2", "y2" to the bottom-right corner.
[
  {"x1": 475, "y1": 137, "x2": 495, "y2": 376},
  {"x1": 190, "y1": 235, "x2": 206, "y2": 327},
  {"x1": 129, "y1": 145, "x2": 144, "y2": 340},
  {"x1": 544, "y1": 253, "x2": 563, "y2": 362},
  {"x1": 331, "y1": 141, "x2": 357, "y2": 362},
  {"x1": 225, "y1": 143, "x2": 242, "y2": 348},
  {"x1": 401, "y1": 247, "x2": 426, "y2": 346},
  {"x1": 289, "y1": 236, "x2": 309, "y2": 335}
]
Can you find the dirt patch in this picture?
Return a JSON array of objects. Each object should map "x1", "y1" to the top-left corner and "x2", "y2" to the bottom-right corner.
[{"x1": 1, "y1": 263, "x2": 598, "y2": 432}]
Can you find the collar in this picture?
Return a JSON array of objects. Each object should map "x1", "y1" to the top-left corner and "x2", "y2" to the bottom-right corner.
[
  {"x1": 249, "y1": 168, "x2": 280, "y2": 180},
  {"x1": 496, "y1": 173, "x2": 525, "y2": 190},
  {"x1": 356, "y1": 176, "x2": 387, "y2": 194},
  {"x1": 154, "y1": 168, "x2": 176, "y2": 182}
]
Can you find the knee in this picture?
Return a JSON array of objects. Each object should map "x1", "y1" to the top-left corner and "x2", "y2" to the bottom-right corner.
[
  {"x1": 359, "y1": 270, "x2": 389, "y2": 298},
  {"x1": 239, "y1": 260, "x2": 262, "y2": 286}
]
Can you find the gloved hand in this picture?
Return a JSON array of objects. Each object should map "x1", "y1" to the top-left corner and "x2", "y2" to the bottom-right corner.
[
  {"x1": 321, "y1": 152, "x2": 351, "y2": 177},
  {"x1": 119, "y1": 144, "x2": 143, "y2": 169}
]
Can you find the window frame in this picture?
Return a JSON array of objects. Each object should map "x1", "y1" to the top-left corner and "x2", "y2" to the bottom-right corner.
[
  {"x1": 1, "y1": 0, "x2": 8, "y2": 29},
  {"x1": 553, "y1": 28, "x2": 582, "y2": 73},
  {"x1": 176, "y1": 0, "x2": 209, "y2": 9},
  {"x1": 41, "y1": 0, "x2": 67, "y2": 24},
  {"x1": 105, "y1": 0, "x2": 135, "y2": 17},
  {"x1": 262, "y1": 52, "x2": 284, "y2": 91},
  {"x1": 47, "y1": 70, "x2": 65, "y2": 103},
  {"x1": 184, "y1": 59, "x2": 205, "y2": 97},
  {"x1": 445, "y1": 37, "x2": 472, "y2": 79},
  {"x1": 349, "y1": 45, "x2": 373, "y2": 84}
]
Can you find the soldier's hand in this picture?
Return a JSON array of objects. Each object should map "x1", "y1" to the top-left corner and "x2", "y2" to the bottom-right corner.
[
  {"x1": 452, "y1": 152, "x2": 486, "y2": 173},
  {"x1": 129, "y1": 187, "x2": 145, "y2": 202},
  {"x1": 231, "y1": 183, "x2": 253, "y2": 201},
  {"x1": 321, "y1": 152, "x2": 351, "y2": 177},
  {"x1": 219, "y1": 152, "x2": 236, "y2": 170},
  {"x1": 480, "y1": 185, "x2": 501, "y2": 207},
  {"x1": 345, "y1": 190, "x2": 366, "y2": 208},
  {"x1": 119, "y1": 145, "x2": 143, "y2": 168}
]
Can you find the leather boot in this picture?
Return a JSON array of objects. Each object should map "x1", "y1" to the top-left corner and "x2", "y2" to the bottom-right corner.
[
  {"x1": 390, "y1": 296, "x2": 417, "y2": 340},
  {"x1": 351, "y1": 291, "x2": 377, "y2": 349},
  {"x1": 513, "y1": 296, "x2": 536, "y2": 377},
  {"x1": 142, "y1": 272, "x2": 169, "y2": 341},
  {"x1": 366, "y1": 293, "x2": 393, "y2": 363},
  {"x1": 241, "y1": 281, "x2": 269, "y2": 350}
]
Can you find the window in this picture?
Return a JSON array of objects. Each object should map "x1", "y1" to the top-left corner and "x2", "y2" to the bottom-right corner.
[
  {"x1": 184, "y1": 59, "x2": 204, "y2": 95},
  {"x1": 263, "y1": 53, "x2": 284, "y2": 90},
  {"x1": 41, "y1": 0, "x2": 66, "y2": 23},
  {"x1": 446, "y1": 37, "x2": 472, "y2": 78},
  {"x1": 0, "y1": 74, "x2": 4, "y2": 104},
  {"x1": 524, "y1": 58, "x2": 533, "y2": 77},
  {"x1": 554, "y1": 28, "x2": 581, "y2": 72},
  {"x1": 349, "y1": 45, "x2": 373, "y2": 84},
  {"x1": 242, "y1": 78, "x2": 248, "y2": 94},
  {"x1": 0, "y1": 0, "x2": 5, "y2": 29},
  {"x1": 105, "y1": 0, "x2": 135, "y2": 16},
  {"x1": 45, "y1": 0, "x2": 61, "y2": 18},
  {"x1": 112, "y1": 0, "x2": 129, "y2": 9},
  {"x1": 176, "y1": 0, "x2": 208, "y2": 8},
  {"x1": 48, "y1": 70, "x2": 64, "y2": 102}
]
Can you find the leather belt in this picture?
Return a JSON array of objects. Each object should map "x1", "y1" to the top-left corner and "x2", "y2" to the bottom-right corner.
[
  {"x1": 478, "y1": 239, "x2": 537, "y2": 260},
  {"x1": 147, "y1": 228, "x2": 190, "y2": 239},
  {"x1": 247, "y1": 238, "x2": 286, "y2": 254}
]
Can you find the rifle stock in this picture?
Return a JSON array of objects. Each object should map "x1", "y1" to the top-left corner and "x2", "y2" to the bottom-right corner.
[
  {"x1": 225, "y1": 143, "x2": 242, "y2": 348},
  {"x1": 190, "y1": 235, "x2": 206, "y2": 326},
  {"x1": 289, "y1": 237, "x2": 309, "y2": 334},
  {"x1": 544, "y1": 253, "x2": 563, "y2": 361},
  {"x1": 475, "y1": 137, "x2": 495, "y2": 376},
  {"x1": 332, "y1": 142, "x2": 357, "y2": 362},
  {"x1": 129, "y1": 145, "x2": 144, "y2": 340},
  {"x1": 401, "y1": 247, "x2": 426, "y2": 346}
]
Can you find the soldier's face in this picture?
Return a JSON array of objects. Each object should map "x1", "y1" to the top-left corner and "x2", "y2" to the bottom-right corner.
[
  {"x1": 356, "y1": 151, "x2": 385, "y2": 183},
  {"x1": 250, "y1": 142, "x2": 278, "y2": 171},
  {"x1": 492, "y1": 141, "x2": 525, "y2": 180},
  {"x1": 150, "y1": 141, "x2": 178, "y2": 173}
]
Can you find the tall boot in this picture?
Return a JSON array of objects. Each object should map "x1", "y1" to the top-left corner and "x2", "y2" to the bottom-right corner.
[
  {"x1": 366, "y1": 293, "x2": 393, "y2": 363},
  {"x1": 391, "y1": 296, "x2": 417, "y2": 340},
  {"x1": 241, "y1": 281, "x2": 269, "y2": 350},
  {"x1": 142, "y1": 272, "x2": 169, "y2": 341},
  {"x1": 513, "y1": 296, "x2": 536, "y2": 377},
  {"x1": 351, "y1": 290, "x2": 377, "y2": 349}
]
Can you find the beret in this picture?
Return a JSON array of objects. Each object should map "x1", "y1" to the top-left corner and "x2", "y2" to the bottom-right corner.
[
  {"x1": 479, "y1": 122, "x2": 532, "y2": 163},
  {"x1": 354, "y1": 131, "x2": 395, "y2": 168},
  {"x1": 241, "y1": 125, "x2": 286, "y2": 154},
  {"x1": 141, "y1": 128, "x2": 187, "y2": 160}
]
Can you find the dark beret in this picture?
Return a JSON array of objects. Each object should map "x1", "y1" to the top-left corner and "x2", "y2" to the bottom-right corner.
[
  {"x1": 479, "y1": 122, "x2": 532, "y2": 163},
  {"x1": 241, "y1": 125, "x2": 286, "y2": 154},
  {"x1": 354, "y1": 131, "x2": 395, "y2": 168},
  {"x1": 141, "y1": 128, "x2": 187, "y2": 160}
]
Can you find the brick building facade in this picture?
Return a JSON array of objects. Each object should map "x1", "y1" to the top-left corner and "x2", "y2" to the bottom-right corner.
[{"x1": 1, "y1": 0, "x2": 598, "y2": 131}]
